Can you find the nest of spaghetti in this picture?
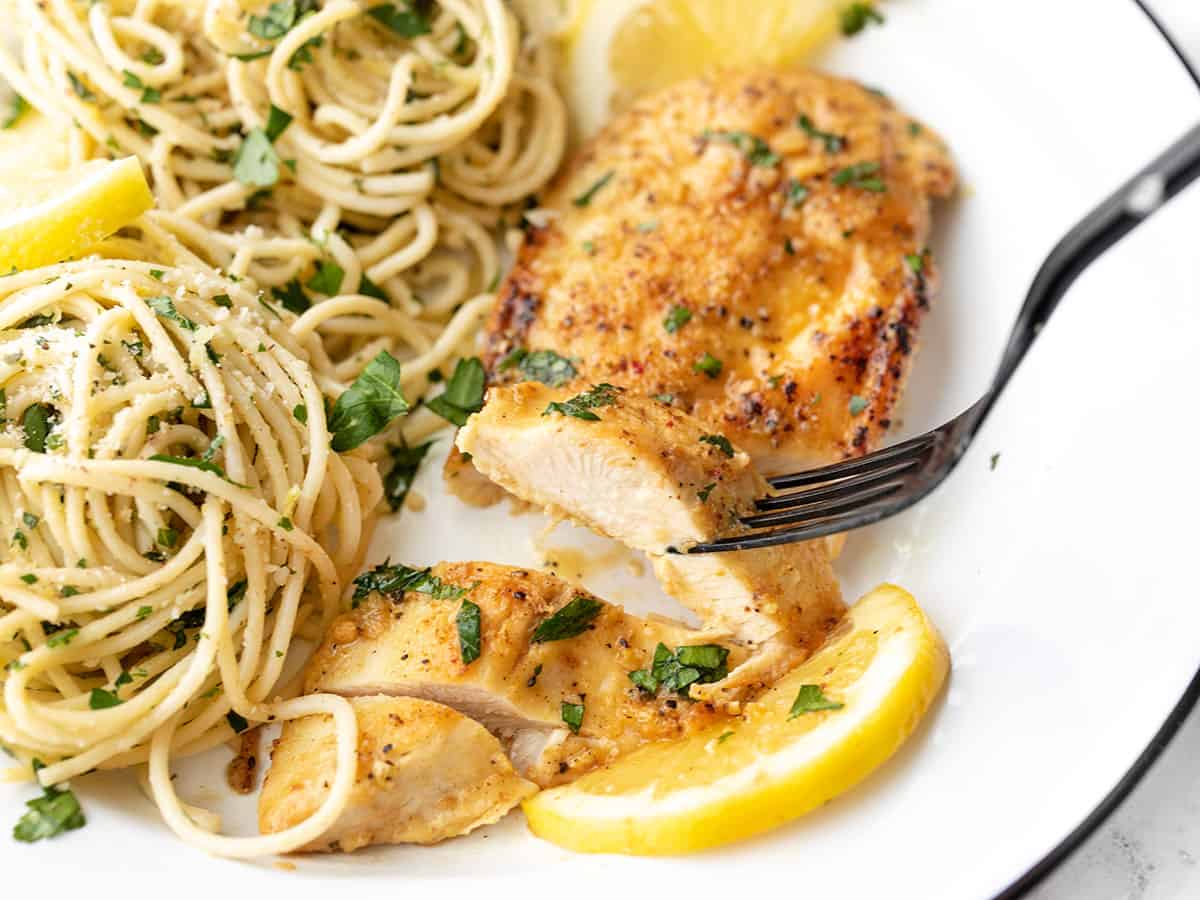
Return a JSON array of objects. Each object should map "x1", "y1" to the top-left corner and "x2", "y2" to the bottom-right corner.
[{"x1": 0, "y1": 225, "x2": 384, "y2": 790}]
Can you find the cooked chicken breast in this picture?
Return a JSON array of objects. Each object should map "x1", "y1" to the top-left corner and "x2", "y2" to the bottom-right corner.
[
  {"x1": 304, "y1": 561, "x2": 741, "y2": 785},
  {"x1": 485, "y1": 68, "x2": 956, "y2": 475},
  {"x1": 456, "y1": 383, "x2": 844, "y2": 671},
  {"x1": 258, "y1": 696, "x2": 535, "y2": 852}
]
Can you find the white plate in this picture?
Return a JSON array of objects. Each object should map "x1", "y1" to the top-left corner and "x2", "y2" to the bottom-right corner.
[{"x1": 4, "y1": 2, "x2": 1200, "y2": 897}]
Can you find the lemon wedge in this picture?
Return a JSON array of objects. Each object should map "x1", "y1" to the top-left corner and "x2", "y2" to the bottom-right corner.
[
  {"x1": 0, "y1": 156, "x2": 154, "y2": 273},
  {"x1": 562, "y1": 0, "x2": 846, "y2": 138},
  {"x1": 523, "y1": 583, "x2": 949, "y2": 854}
]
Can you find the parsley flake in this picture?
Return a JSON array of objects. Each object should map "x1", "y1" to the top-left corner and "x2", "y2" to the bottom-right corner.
[
  {"x1": 328, "y1": 350, "x2": 410, "y2": 451},
  {"x1": 841, "y1": 2, "x2": 884, "y2": 36},
  {"x1": 383, "y1": 441, "x2": 432, "y2": 511},
  {"x1": 693, "y1": 352, "x2": 723, "y2": 379},
  {"x1": 561, "y1": 701, "x2": 584, "y2": 733},
  {"x1": 425, "y1": 357, "x2": 485, "y2": 426},
  {"x1": 797, "y1": 114, "x2": 845, "y2": 153},
  {"x1": 832, "y1": 160, "x2": 886, "y2": 193},
  {"x1": 663, "y1": 305, "x2": 692, "y2": 334},
  {"x1": 701, "y1": 129, "x2": 779, "y2": 167},
  {"x1": 572, "y1": 170, "x2": 615, "y2": 207},
  {"x1": 542, "y1": 383, "x2": 621, "y2": 422},
  {"x1": 787, "y1": 684, "x2": 843, "y2": 719},
  {"x1": 498, "y1": 348, "x2": 577, "y2": 387},
  {"x1": 531, "y1": 595, "x2": 604, "y2": 643},
  {"x1": 351, "y1": 560, "x2": 466, "y2": 602},
  {"x1": 699, "y1": 434, "x2": 735, "y2": 458},
  {"x1": 456, "y1": 598, "x2": 481, "y2": 665}
]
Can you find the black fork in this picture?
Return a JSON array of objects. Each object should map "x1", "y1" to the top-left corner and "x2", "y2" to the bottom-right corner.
[{"x1": 682, "y1": 121, "x2": 1200, "y2": 554}]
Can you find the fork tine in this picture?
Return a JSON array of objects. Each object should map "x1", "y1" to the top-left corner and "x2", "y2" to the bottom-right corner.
[
  {"x1": 741, "y1": 480, "x2": 905, "y2": 529},
  {"x1": 682, "y1": 496, "x2": 907, "y2": 553},
  {"x1": 767, "y1": 431, "x2": 937, "y2": 490},
  {"x1": 754, "y1": 455, "x2": 921, "y2": 512}
]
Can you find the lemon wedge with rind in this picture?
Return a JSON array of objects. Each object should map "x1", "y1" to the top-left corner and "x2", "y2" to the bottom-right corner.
[
  {"x1": 523, "y1": 583, "x2": 949, "y2": 855},
  {"x1": 0, "y1": 156, "x2": 153, "y2": 273}
]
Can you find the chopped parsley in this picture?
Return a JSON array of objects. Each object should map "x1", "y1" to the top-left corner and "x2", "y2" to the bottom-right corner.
[
  {"x1": 701, "y1": 129, "x2": 779, "y2": 167},
  {"x1": 367, "y1": 0, "x2": 433, "y2": 36},
  {"x1": 699, "y1": 434, "x2": 735, "y2": 458},
  {"x1": 498, "y1": 348, "x2": 576, "y2": 387},
  {"x1": 628, "y1": 643, "x2": 729, "y2": 696},
  {"x1": 840, "y1": 2, "x2": 884, "y2": 36},
  {"x1": 21, "y1": 512, "x2": 37, "y2": 529},
  {"x1": 147, "y1": 295, "x2": 198, "y2": 331},
  {"x1": 383, "y1": 441, "x2": 432, "y2": 511},
  {"x1": 46, "y1": 629, "x2": 78, "y2": 649},
  {"x1": 663, "y1": 305, "x2": 692, "y2": 334},
  {"x1": 848, "y1": 395, "x2": 868, "y2": 416},
  {"x1": 358, "y1": 272, "x2": 388, "y2": 301},
  {"x1": 797, "y1": 114, "x2": 845, "y2": 153},
  {"x1": 531, "y1": 595, "x2": 604, "y2": 643},
  {"x1": 277, "y1": 517, "x2": 293, "y2": 531},
  {"x1": 456, "y1": 598, "x2": 481, "y2": 665},
  {"x1": 3, "y1": 94, "x2": 29, "y2": 130},
  {"x1": 248, "y1": 0, "x2": 317, "y2": 39},
  {"x1": 264, "y1": 103, "x2": 293, "y2": 141},
  {"x1": 293, "y1": 403, "x2": 308, "y2": 424},
  {"x1": 542, "y1": 383, "x2": 621, "y2": 422},
  {"x1": 832, "y1": 160, "x2": 886, "y2": 193},
  {"x1": 990, "y1": 452, "x2": 1000, "y2": 471},
  {"x1": 137, "y1": 606, "x2": 153, "y2": 620},
  {"x1": 88, "y1": 688, "x2": 122, "y2": 709},
  {"x1": 232, "y1": 129, "x2": 281, "y2": 188},
  {"x1": 786, "y1": 179, "x2": 810, "y2": 209},
  {"x1": 271, "y1": 279, "x2": 309, "y2": 314},
  {"x1": 121, "y1": 70, "x2": 161, "y2": 104},
  {"x1": 148, "y1": 454, "x2": 246, "y2": 486},
  {"x1": 328, "y1": 350, "x2": 410, "y2": 451},
  {"x1": 787, "y1": 684, "x2": 843, "y2": 719},
  {"x1": 156, "y1": 527, "x2": 178, "y2": 548},
  {"x1": 425, "y1": 357, "x2": 485, "y2": 426},
  {"x1": 351, "y1": 560, "x2": 466, "y2": 602},
  {"x1": 67, "y1": 72, "x2": 95, "y2": 102},
  {"x1": 12, "y1": 762, "x2": 86, "y2": 843},
  {"x1": 560, "y1": 701, "x2": 584, "y2": 733},
  {"x1": 697, "y1": 483, "x2": 716, "y2": 502},
  {"x1": 306, "y1": 260, "x2": 345, "y2": 296},
  {"x1": 692, "y1": 352, "x2": 723, "y2": 379},
  {"x1": 572, "y1": 170, "x2": 615, "y2": 207},
  {"x1": 20, "y1": 574, "x2": 37, "y2": 584},
  {"x1": 21, "y1": 404, "x2": 54, "y2": 453},
  {"x1": 904, "y1": 251, "x2": 925, "y2": 275}
]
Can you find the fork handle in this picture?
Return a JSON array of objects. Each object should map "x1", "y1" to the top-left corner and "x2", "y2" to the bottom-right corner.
[{"x1": 977, "y1": 121, "x2": 1200, "y2": 425}]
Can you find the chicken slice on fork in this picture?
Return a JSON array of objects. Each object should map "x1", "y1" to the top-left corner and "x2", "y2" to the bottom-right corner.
[
  {"x1": 304, "y1": 561, "x2": 742, "y2": 786},
  {"x1": 456, "y1": 382, "x2": 845, "y2": 694},
  {"x1": 258, "y1": 695, "x2": 536, "y2": 852}
]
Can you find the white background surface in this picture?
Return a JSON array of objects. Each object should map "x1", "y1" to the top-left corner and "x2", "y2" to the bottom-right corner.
[
  {"x1": 1, "y1": 3, "x2": 1199, "y2": 900},
  {"x1": 1028, "y1": 6, "x2": 1200, "y2": 899}
]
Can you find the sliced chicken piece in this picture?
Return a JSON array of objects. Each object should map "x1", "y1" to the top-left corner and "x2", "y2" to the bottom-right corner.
[
  {"x1": 305, "y1": 561, "x2": 742, "y2": 785},
  {"x1": 456, "y1": 382, "x2": 845, "y2": 684},
  {"x1": 484, "y1": 67, "x2": 956, "y2": 475},
  {"x1": 258, "y1": 695, "x2": 535, "y2": 852}
]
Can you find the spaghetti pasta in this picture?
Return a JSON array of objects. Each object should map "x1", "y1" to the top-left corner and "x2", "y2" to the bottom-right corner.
[
  {"x1": 0, "y1": 249, "x2": 375, "y2": 849},
  {"x1": 0, "y1": 0, "x2": 568, "y2": 854}
]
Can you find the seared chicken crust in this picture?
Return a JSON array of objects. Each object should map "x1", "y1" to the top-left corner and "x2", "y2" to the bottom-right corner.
[
  {"x1": 485, "y1": 68, "x2": 956, "y2": 474},
  {"x1": 305, "y1": 562, "x2": 742, "y2": 786}
]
